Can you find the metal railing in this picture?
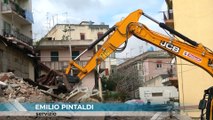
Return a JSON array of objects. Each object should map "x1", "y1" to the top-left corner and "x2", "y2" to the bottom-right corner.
[
  {"x1": 1, "y1": 1, "x2": 25, "y2": 18},
  {"x1": 42, "y1": 60, "x2": 106, "y2": 71},
  {"x1": 2, "y1": 29, "x2": 33, "y2": 45}
]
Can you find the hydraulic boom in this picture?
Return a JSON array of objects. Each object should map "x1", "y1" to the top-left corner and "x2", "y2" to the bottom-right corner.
[{"x1": 64, "y1": 9, "x2": 213, "y2": 120}]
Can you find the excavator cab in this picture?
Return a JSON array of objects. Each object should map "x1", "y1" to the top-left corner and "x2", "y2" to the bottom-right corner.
[{"x1": 199, "y1": 87, "x2": 213, "y2": 120}]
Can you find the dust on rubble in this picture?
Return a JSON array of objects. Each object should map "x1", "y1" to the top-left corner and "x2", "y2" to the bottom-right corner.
[
  {"x1": 0, "y1": 72, "x2": 101, "y2": 103},
  {"x1": 0, "y1": 72, "x2": 54, "y2": 102}
]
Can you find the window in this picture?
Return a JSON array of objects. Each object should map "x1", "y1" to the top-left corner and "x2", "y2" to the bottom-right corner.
[
  {"x1": 152, "y1": 92, "x2": 163, "y2": 97},
  {"x1": 3, "y1": 21, "x2": 11, "y2": 36},
  {"x1": 80, "y1": 33, "x2": 85, "y2": 40},
  {"x1": 157, "y1": 63, "x2": 162, "y2": 68},
  {"x1": 156, "y1": 60, "x2": 162, "y2": 68},
  {"x1": 72, "y1": 51, "x2": 80, "y2": 60},
  {"x1": 138, "y1": 63, "x2": 142, "y2": 70},
  {"x1": 3, "y1": 0, "x2": 9, "y2": 4},
  {"x1": 51, "y1": 51, "x2": 58, "y2": 62},
  {"x1": 97, "y1": 32, "x2": 103, "y2": 39},
  {"x1": 133, "y1": 64, "x2": 137, "y2": 69}
]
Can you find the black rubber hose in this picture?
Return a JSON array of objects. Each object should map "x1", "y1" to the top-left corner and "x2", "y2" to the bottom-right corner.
[
  {"x1": 88, "y1": 26, "x2": 116, "y2": 50},
  {"x1": 159, "y1": 23, "x2": 198, "y2": 46}
]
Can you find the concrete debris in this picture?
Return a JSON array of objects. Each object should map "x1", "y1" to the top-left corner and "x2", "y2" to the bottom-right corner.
[
  {"x1": 0, "y1": 72, "x2": 55, "y2": 102},
  {"x1": 65, "y1": 86, "x2": 101, "y2": 102},
  {"x1": 37, "y1": 70, "x2": 63, "y2": 86},
  {"x1": 16, "y1": 97, "x2": 26, "y2": 102},
  {"x1": 40, "y1": 89, "x2": 63, "y2": 100},
  {"x1": 0, "y1": 81, "x2": 8, "y2": 87},
  {"x1": 0, "y1": 72, "x2": 100, "y2": 103},
  {"x1": 66, "y1": 87, "x2": 88, "y2": 101},
  {"x1": 79, "y1": 97, "x2": 100, "y2": 103},
  {"x1": 0, "y1": 75, "x2": 9, "y2": 82},
  {"x1": 37, "y1": 70, "x2": 73, "y2": 92}
]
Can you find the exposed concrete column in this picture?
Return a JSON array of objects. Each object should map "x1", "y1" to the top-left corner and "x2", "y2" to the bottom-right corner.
[
  {"x1": 95, "y1": 45, "x2": 103, "y2": 101},
  {"x1": 96, "y1": 59, "x2": 103, "y2": 101},
  {"x1": 69, "y1": 44, "x2": 73, "y2": 75}
]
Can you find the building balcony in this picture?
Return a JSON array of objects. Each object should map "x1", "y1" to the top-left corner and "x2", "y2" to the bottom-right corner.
[
  {"x1": 1, "y1": 1, "x2": 33, "y2": 25},
  {"x1": 42, "y1": 60, "x2": 106, "y2": 71},
  {"x1": 76, "y1": 60, "x2": 106, "y2": 69},
  {"x1": 38, "y1": 39, "x2": 104, "y2": 49},
  {"x1": 162, "y1": 76, "x2": 178, "y2": 88},
  {"x1": 40, "y1": 39, "x2": 93, "y2": 46},
  {"x1": 42, "y1": 61, "x2": 68, "y2": 71},
  {"x1": 2, "y1": 29, "x2": 33, "y2": 46}
]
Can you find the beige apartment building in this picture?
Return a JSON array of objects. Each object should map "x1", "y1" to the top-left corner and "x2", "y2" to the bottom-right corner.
[
  {"x1": 0, "y1": 0, "x2": 34, "y2": 79},
  {"x1": 164, "y1": 0, "x2": 213, "y2": 118},
  {"x1": 37, "y1": 21, "x2": 117, "y2": 89}
]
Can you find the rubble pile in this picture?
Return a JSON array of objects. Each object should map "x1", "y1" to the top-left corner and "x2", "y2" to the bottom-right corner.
[
  {"x1": 0, "y1": 72, "x2": 52, "y2": 102},
  {"x1": 0, "y1": 72, "x2": 101, "y2": 103}
]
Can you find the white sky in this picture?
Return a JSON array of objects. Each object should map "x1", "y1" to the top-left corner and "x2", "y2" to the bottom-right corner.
[{"x1": 32, "y1": 0, "x2": 167, "y2": 61}]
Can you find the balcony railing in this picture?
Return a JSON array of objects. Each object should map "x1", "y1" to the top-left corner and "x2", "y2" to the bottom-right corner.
[
  {"x1": 39, "y1": 39, "x2": 102, "y2": 47},
  {"x1": 2, "y1": 29, "x2": 33, "y2": 46},
  {"x1": 162, "y1": 76, "x2": 178, "y2": 87},
  {"x1": 42, "y1": 61, "x2": 68, "y2": 71},
  {"x1": 1, "y1": 1, "x2": 33, "y2": 24},
  {"x1": 76, "y1": 60, "x2": 106, "y2": 69},
  {"x1": 42, "y1": 60, "x2": 106, "y2": 71}
]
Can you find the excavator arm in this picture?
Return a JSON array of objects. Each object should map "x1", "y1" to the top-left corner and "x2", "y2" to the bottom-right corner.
[
  {"x1": 65, "y1": 9, "x2": 213, "y2": 82},
  {"x1": 64, "y1": 9, "x2": 213, "y2": 120},
  {"x1": 65, "y1": 9, "x2": 143, "y2": 81},
  {"x1": 129, "y1": 22, "x2": 213, "y2": 76}
]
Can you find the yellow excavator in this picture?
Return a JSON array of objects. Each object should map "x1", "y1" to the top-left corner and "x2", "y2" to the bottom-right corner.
[{"x1": 64, "y1": 9, "x2": 213, "y2": 120}]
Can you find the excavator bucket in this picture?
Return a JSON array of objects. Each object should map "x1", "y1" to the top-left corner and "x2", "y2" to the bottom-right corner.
[
  {"x1": 37, "y1": 70, "x2": 75, "y2": 92},
  {"x1": 65, "y1": 75, "x2": 80, "y2": 83}
]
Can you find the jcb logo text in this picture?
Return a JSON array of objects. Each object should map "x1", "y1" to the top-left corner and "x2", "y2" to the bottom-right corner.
[{"x1": 160, "y1": 41, "x2": 180, "y2": 53}]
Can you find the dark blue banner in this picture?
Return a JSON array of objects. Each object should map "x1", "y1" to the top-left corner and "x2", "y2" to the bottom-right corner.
[{"x1": 0, "y1": 102, "x2": 173, "y2": 112}]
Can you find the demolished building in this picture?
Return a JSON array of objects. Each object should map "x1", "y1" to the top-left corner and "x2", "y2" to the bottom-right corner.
[
  {"x1": 0, "y1": 72, "x2": 100, "y2": 102},
  {"x1": 0, "y1": 0, "x2": 36, "y2": 80}
]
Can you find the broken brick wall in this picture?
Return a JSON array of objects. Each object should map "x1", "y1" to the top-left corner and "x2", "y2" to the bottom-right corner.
[{"x1": 0, "y1": 40, "x2": 35, "y2": 80}]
